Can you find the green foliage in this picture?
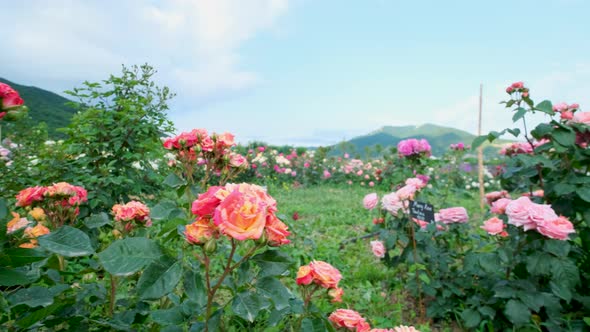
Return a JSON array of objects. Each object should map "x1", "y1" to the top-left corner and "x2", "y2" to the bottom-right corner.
[{"x1": 61, "y1": 64, "x2": 175, "y2": 211}]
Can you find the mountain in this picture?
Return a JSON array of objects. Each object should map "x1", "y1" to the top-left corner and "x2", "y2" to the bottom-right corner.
[
  {"x1": 0, "y1": 78, "x2": 76, "y2": 138},
  {"x1": 329, "y1": 124, "x2": 504, "y2": 157}
]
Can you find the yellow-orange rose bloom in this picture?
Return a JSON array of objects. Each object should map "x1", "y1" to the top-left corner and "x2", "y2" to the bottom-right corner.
[{"x1": 213, "y1": 187, "x2": 268, "y2": 241}]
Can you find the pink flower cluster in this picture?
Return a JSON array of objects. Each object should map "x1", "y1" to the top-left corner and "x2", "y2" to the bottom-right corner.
[
  {"x1": 484, "y1": 190, "x2": 510, "y2": 205},
  {"x1": 0, "y1": 82, "x2": 27, "y2": 120},
  {"x1": 16, "y1": 183, "x2": 88, "y2": 209},
  {"x1": 397, "y1": 138, "x2": 432, "y2": 158},
  {"x1": 379, "y1": 177, "x2": 427, "y2": 216},
  {"x1": 499, "y1": 139, "x2": 549, "y2": 156},
  {"x1": 112, "y1": 201, "x2": 152, "y2": 231},
  {"x1": 328, "y1": 309, "x2": 420, "y2": 332},
  {"x1": 186, "y1": 183, "x2": 290, "y2": 246},
  {"x1": 553, "y1": 102, "x2": 579, "y2": 121},
  {"x1": 484, "y1": 196, "x2": 575, "y2": 240},
  {"x1": 449, "y1": 142, "x2": 466, "y2": 151},
  {"x1": 505, "y1": 81, "x2": 529, "y2": 98},
  {"x1": 297, "y1": 261, "x2": 343, "y2": 302}
]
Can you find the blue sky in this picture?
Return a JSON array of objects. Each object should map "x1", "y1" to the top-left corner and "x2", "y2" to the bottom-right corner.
[{"x1": 2, "y1": 0, "x2": 589, "y2": 145}]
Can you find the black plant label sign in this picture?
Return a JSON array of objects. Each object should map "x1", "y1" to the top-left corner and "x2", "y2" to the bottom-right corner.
[{"x1": 409, "y1": 200, "x2": 435, "y2": 223}]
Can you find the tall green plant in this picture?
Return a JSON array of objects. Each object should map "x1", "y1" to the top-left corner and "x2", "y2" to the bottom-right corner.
[{"x1": 62, "y1": 64, "x2": 175, "y2": 211}]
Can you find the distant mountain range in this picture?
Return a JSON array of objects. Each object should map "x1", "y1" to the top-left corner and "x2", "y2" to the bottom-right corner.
[
  {"x1": 0, "y1": 77, "x2": 76, "y2": 138},
  {"x1": 329, "y1": 124, "x2": 505, "y2": 157}
]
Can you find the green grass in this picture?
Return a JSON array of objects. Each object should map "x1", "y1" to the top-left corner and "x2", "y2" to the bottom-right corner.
[{"x1": 269, "y1": 184, "x2": 462, "y2": 331}]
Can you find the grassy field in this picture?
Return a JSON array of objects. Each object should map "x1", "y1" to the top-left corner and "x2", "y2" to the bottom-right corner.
[{"x1": 269, "y1": 184, "x2": 477, "y2": 331}]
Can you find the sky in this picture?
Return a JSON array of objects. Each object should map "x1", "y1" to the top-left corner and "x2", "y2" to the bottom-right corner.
[{"x1": 2, "y1": 0, "x2": 590, "y2": 146}]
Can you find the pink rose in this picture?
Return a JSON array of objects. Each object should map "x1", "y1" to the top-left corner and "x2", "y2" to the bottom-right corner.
[
  {"x1": 561, "y1": 110, "x2": 574, "y2": 120},
  {"x1": 323, "y1": 170, "x2": 331, "y2": 179},
  {"x1": 571, "y1": 111, "x2": 590, "y2": 125},
  {"x1": 511, "y1": 81, "x2": 524, "y2": 89},
  {"x1": 296, "y1": 265, "x2": 313, "y2": 285},
  {"x1": 412, "y1": 218, "x2": 428, "y2": 229},
  {"x1": 485, "y1": 190, "x2": 510, "y2": 205},
  {"x1": 1, "y1": 92, "x2": 24, "y2": 110},
  {"x1": 395, "y1": 184, "x2": 418, "y2": 200},
  {"x1": 505, "y1": 196, "x2": 536, "y2": 230},
  {"x1": 405, "y1": 177, "x2": 426, "y2": 189},
  {"x1": 536, "y1": 216, "x2": 575, "y2": 241},
  {"x1": 191, "y1": 186, "x2": 223, "y2": 217},
  {"x1": 229, "y1": 153, "x2": 248, "y2": 168},
  {"x1": 215, "y1": 132, "x2": 235, "y2": 149},
  {"x1": 329, "y1": 309, "x2": 371, "y2": 332},
  {"x1": 435, "y1": 207, "x2": 468, "y2": 224},
  {"x1": 381, "y1": 193, "x2": 404, "y2": 215},
  {"x1": 490, "y1": 198, "x2": 511, "y2": 214},
  {"x1": 15, "y1": 186, "x2": 47, "y2": 207},
  {"x1": 363, "y1": 193, "x2": 378, "y2": 209},
  {"x1": 481, "y1": 217, "x2": 506, "y2": 235},
  {"x1": 392, "y1": 326, "x2": 420, "y2": 332},
  {"x1": 370, "y1": 240, "x2": 386, "y2": 258}
]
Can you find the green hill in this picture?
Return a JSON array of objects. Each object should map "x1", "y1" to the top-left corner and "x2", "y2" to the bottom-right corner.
[
  {"x1": 0, "y1": 78, "x2": 76, "y2": 139},
  {"x1": 330, "y1": 124, "x2": 505, "y2": 157}
]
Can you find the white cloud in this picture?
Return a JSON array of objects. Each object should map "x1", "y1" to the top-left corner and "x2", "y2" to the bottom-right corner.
[{"x1": 1, "y1": 0, "x2": 289, "y2": 100}]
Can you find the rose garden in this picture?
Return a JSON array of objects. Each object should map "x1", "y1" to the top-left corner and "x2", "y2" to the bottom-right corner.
[{"x1": 1, "y1": 68, "x2": 589, "y2": 331}]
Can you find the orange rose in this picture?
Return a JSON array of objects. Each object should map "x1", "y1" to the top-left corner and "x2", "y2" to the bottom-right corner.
[
  {"x1": 29, "y1": 207, "x2": 46, "y2": 221},
  {"x1": 213, "y1": 188, "x2": 267, "y2": 241},
  {"x1": 329, "y1": 309, "x2": 370, "y2": 331},
  {"x1": 7, "y1": 212, "x2": 30, "y2": 234},
  {"x1": 185, "y1": 217, "x2": 218, "y2": 244},
  {"x1": 24, "y1": 223, "x2": 50, "y2": 238},
  {"x1": 309, "y1": 260, "x2": 342, "y2": 289},
  {"x1": 296, "y1": 265, "x2": 313, "y2": 285},
  {"x1": 265, "y1": 214, "x2": 290, "y2": 246},
  {"x1": 328, "y1": 287, "x2": 344, "y2": 303}
]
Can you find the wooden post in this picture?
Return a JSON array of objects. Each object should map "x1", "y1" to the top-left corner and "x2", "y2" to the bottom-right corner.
[{"x1": 478, "y1": 84, "x2": 485, "y2": 211}]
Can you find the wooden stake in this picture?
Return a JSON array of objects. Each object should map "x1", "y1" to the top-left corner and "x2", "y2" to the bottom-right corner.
[{"x1": 478, "y1": 84, "x2": 485, "y2": 211}]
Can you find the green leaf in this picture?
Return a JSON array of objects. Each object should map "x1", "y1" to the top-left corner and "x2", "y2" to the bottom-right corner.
[
  {"x1": 301, "y1": 317, "x2": 330, "y2": 332},
  {"x1": 507, "y1": 128, "x2": 521, "y2": 137},
  {"x1": 38, "y1": 226, "x2": 94, "y2": 257},
  {"x1": 471, "y1": 135, "x2": 488, "y2": 150},
  {"x1": 231, "y1": 291, "x2": 269, "y2": 322},
  {"x1": 98, "y1": 237, "x2": 163, "y2": 276},
  {"x1": 478, "y1": 306, "x2": 495, "y2": 319},
  {"x1": 461, "y1": 308, "x2": 481, "y2": 328},
  {"x1": 535, "y1": 100, "x2": 554, "y2": 115},
  {"x1": 184, "y1": 269, "x2": 207, "y2": 307},
  {"x1": 577, "y1": 187, "x2": 590, "y2": 203},
  {"x1": 256, "y1": 277, "x2": 293, "y2": 311},
  {"x1": 531, "y1": 123, "x2": 553, "y2": 139},
  {"x1": 16, "y1": 300, "x2": 72, "y2": 328},
  {"x1": 163, "y1": 173, "x2": 185, "y2": 188},
  {"x1": 8, "y1": 286, "x2": 54, "y2": 308},
  {"x1": 136, "y1": 258, "x2": 182, "y2": 300},
  {"x1": 504, "y1": 299, "x2": 531, "y2": 325},
  {"x1": 151, "y1": 307, "x2": 184, "y2": 325},
  {"x1": 526, "y1": 252, "x2": 552, "y2": 276},
  {"x1": 550, "y1": 281, "x2": 572, "y2": 302},
  {"x1": 252, "y1": 250, "x2": 293, "y2": 278},
  {"x1": 512, "y1": 107, "x2": 528, "y2": 122},
  {"x1": 0, "y1": 198, "x2": 7, "y2": 220},
  {"x1": 553, "y1": 183, "x2": 576, "y2": 196},
  {"x1": 0, "y1": 248, "x2": 48, "y2": 267},
  {"x1": 0, "y1": 267, "x2": 31, "y2": 286},
  {"x1": 551, "y1": 259, "x2": 579, "y2": 288},
  {"x1": 518, "y1": 292, "x2": 544, "y2": 312},
  {"x1": 84, "y1": 212, "x2": 111, "y2": 229},
  {"x1": 544, "y1": 240, "x2": 570, "y2": 257},
  {"x1": 552, "y1": 129, "x2": 576, "y2": 147}
]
